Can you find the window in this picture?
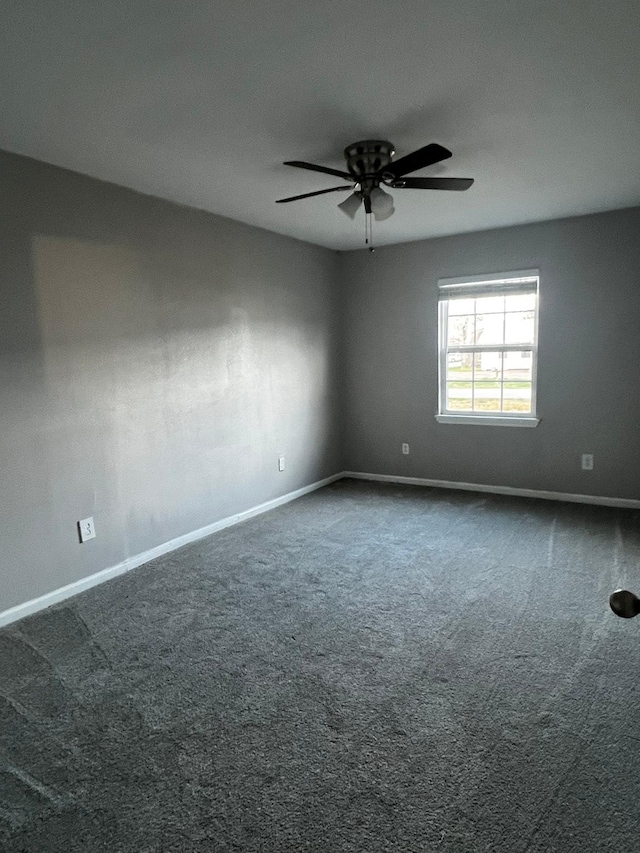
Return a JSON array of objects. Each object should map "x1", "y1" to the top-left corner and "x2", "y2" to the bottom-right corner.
[{"x1": 436, "y1": 270, "x2": 540, "y2": 427}]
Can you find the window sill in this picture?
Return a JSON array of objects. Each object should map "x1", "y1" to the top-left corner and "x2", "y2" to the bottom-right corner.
[{"x1": 435, "y1": 414, "x2": 540, "y2": 428}]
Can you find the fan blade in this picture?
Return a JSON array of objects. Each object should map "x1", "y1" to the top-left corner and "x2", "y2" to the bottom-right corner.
[
  {"x1": 276, "y1": 185, "x2": 353, "y2": 203},
  {"x1": 391, "y1": 177, "x2": 474, "y2": 191},
  {"x1": 284, "y1": 161, "x2": 353, "y2": 181},
  {"x1": 382, "y1": 143, "x2": 452, "y2": 179}
]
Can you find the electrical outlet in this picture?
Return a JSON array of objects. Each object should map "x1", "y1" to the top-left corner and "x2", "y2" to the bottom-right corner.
[
  {"x1": 278, "y1": 454, "x2": 285, "y2": 472},
  {"x1": 402, "y1": 443, "x2": 410, "y2": 455},
  {"x1": 78, "y1": 517, "x2": 96, "y2": 543},
  {"x1": 581, "y1": 454, "x2": 594, "y2": 471}
]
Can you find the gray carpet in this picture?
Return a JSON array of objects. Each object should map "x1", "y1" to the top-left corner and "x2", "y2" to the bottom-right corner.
[{"x1": 2, "y1": 479, "x2": 640, "y2": 852}]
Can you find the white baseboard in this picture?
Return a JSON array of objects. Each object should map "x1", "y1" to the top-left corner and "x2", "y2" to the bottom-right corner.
[
  {"x1": 0, "y1": 472, "x2": 343, "y2": 629},
  {"x1": 3, "y1": 468, "x2": 636, "y2": 629},
  {"x1": 343, "y1": 471, "x2": 640, "y2": 510}
]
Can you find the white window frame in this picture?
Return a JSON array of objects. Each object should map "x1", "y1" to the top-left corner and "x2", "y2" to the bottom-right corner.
[{"x1": 436, "y1": 269, "x2": 540, "y2": 427}]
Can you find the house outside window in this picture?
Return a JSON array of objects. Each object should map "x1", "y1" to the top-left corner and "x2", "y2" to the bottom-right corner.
[{"x1": 436, "y1": 270, "x2": 540, "y2": 427}]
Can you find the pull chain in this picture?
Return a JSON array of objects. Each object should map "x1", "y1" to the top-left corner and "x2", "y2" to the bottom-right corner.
[
  {"x1": 363, "y1": 199, "x2": 375, "y2": 252},
  {"x1": 364, "y1": 212, "x2": 376, "y2": 252}
]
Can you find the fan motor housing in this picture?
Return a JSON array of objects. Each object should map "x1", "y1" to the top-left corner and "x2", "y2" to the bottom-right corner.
[{"x1": 344, "y1": 140, "x2": 394, "y2": 178}]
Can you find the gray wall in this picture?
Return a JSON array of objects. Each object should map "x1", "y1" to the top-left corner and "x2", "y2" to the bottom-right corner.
[
  {"x1": 340, "y1": 208, "x2": 640, "y2": 500},
  {"x1": 3, "y1": 149, "x2": 639, "y2": 616},
  {"x1": 0, "y1": 151, "x2": 342, "y2": 613}
]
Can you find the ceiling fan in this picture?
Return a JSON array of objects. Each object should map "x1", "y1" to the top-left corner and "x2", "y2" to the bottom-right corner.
[{"x1": 276, "y1": 140, "x2": 474, "y2": 223}]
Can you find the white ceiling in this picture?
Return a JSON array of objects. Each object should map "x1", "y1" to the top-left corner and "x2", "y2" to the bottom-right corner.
[{"x1": 2, "y1": 0, "x2": 640, "y2": 250}]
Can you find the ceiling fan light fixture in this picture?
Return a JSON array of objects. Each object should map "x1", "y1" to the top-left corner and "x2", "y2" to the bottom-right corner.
[
  {"x1": 370, "y1": 186, "x2": 395, "y2": 221},
  {"x1": 279, "y1": 140, "x2": 472, "y2": 244},
  {"x1": 337, "y1": 191, "x2": 363, "y2": 219}
]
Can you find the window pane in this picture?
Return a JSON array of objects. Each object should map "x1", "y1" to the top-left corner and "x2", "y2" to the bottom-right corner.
[
  {"x1": 475, "y1": 313, "x2": 504, "y2": 345},
  {"x1": 502, "y1": 351, "x2": 532, "y2": 381},
  {"x1": 505, "y1": 311, "x2": 534, "y2": 344},
  {"x1": 475, "y1": 295, "x2": 504, "y2": 314},
  {"x1": 447, "y1": 314, "x2": 475, "y2": 346},
  {"x1": 446, "y1": 381, "x2": 472, "y2": 411},
  {"x1": 475, "y1": 351, "x2": 503, "y2": 381},
  {"x1": 446, "y1": 352, "x2": 467, "y2": 380},
  {"x1": 448, "y1": 298, "x2": 475, "y2": 316},
  {"x1": 503, "y1": 382, "x2": 532, "y2": 413},
  {"x1": 505, "y1": 293, "x2": 536, "y2": 311},
  {"x1": 473, "y1": 381, "x2": 501, "y2": 412},
  {"x1": 459, "y1": 353, "x2": 474, "y2": 379}
]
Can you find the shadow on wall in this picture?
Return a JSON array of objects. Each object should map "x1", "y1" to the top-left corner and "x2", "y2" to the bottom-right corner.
[{"x1": 0, "y1": 221, "x2": 53, "y2": 610}]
